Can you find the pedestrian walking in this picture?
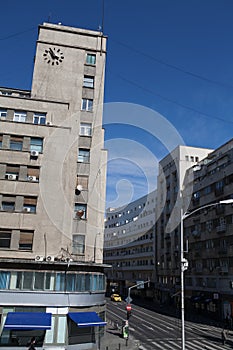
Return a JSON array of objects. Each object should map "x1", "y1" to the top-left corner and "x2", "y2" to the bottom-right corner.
[
  {"x1": 27, "y1": 337, "x2": 36, "y2": 350},
  {"x1": 221, "y1": 329, "x2": 227, "y2": 345}
]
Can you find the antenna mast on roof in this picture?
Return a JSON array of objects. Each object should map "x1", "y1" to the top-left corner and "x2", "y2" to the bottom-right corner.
[{"x1": 100, "y1": 0, "x2": 105, "y2": 56}]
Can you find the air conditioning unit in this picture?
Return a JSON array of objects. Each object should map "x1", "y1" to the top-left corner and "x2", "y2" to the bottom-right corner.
[
  {"x1": 7, "y1": 174, "x2": 17, "y2": 180},
  {"x1": 23, "y1": 207, "x2": 31, "y2": 212},
  {"x1": 30, "y1": 150, "x2": 39, "y2": 157},
  {"x1": 46, "y1": 256, "x2": 55, "y2": 262},
  {"x1": 35, "y1": 255, "x2": 44, "y2": 261},
  {"x1": 28, "y1": 176, "x2": 37, "y2": 182}
]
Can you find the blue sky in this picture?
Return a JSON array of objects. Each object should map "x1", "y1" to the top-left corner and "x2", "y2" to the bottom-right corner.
[{"x1": 1, "y1": 0, "x2": 233, "y2": 208}]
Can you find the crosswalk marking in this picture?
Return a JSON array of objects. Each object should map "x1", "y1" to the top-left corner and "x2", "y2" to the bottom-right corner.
[{"x1": 143, "y1": 339, "x2": 233, "y2": 350}]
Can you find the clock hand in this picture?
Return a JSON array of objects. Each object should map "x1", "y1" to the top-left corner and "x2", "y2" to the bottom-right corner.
[{"x1": 49, "y1": 48, "x2": 58, "y2": 59}]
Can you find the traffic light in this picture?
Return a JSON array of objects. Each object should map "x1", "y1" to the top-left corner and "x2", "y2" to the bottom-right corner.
[{"x1": 126, "y1": 304, "x2": 132, "y2": 319}]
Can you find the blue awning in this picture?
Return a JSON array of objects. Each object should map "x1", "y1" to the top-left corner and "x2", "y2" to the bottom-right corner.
[
  {"x1": 68, "y1": 312, "x2": 106, "y2": 327},
  {"x1": 4, "y1": 312, "x2": 52, "y2": 330}
]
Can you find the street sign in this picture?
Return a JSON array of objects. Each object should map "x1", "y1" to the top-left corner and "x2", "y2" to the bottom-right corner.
[{"x1": 125, "y1": 297, "x2": 132, "y2": 304}]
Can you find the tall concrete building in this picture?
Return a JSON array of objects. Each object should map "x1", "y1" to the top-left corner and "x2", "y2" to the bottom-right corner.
[
  {"x1": 104, "y1": 191, "x2": 156, "y2": 298},
  {"x1": 156, "y1": 145, "x2": 212, "y2": 304},
  {"x1": 183, "y1": 139, "x2": 233, "y2": 320},
  {"x1": 0, "y1": 23, "x2": 107, "y2": 349}
]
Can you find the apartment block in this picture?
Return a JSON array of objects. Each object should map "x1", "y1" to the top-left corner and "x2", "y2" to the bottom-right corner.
[
  {"x1": 104, "y1": 191, "x2": 156, "y2": 298},
  {"x1": 155, "y1": 145, "x2": 212, "y2": 304},
  {"x1": 0, "y1": 23, "x2": 107, "y2": 349},
  {"x1": 183, "y1": 139, "x2": 233, "y2": 320}
]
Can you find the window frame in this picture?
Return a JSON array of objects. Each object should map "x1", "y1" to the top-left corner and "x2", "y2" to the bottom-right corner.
[
  {"x1": 13, "y1": 110, "x2": 27, "y2": 123},
  {"x1": 78, "y1": 148, "x2": 90, "y2": 163},
  {"x1": 79, "y1": 123, "x2": 92, "y2": 137},
  {"x1": 83, "y1": 75, "x2": 94, "y2": 88},
  {"x1": 86, "y1": 54, "x2": 96, "y2": 65},
  {"x1": 81, "y1": 98, "x2": 93, "y2": 112},
  {"x1": 33, "y1": 112, "x2": 46, "y2": 125}
]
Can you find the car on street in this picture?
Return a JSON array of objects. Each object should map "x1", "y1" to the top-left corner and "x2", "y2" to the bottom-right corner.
[{"x1": 110, "y1": 293, "x2": 122, "y2": 302}]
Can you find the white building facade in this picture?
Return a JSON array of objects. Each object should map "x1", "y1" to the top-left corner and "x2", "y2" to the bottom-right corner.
[{"x1": 0, "y1": 22, "x2": 107, "y2": 350}]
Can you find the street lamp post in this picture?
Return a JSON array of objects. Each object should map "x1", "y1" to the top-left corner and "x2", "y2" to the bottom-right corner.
[{"x1": 180, "y1": 199, "x2": 233, "y2": 350}]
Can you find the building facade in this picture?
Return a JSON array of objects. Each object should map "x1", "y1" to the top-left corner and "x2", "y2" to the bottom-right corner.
[
  {"x1": 155, "y1": 145, "x2": 213, "y2": 304},
  {"x1": 104, "y1": 191, "x2": 156, "y2": 298},
  {"x1": 183, "y1": 139, "x2": 233, "y2": 320},
  {"x1": 0, "y1": 22, "x2": 107, "y2": 349}
]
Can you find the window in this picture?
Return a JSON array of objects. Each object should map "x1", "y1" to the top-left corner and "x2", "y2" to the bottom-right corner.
[
  {"x1": 19, "y1": 231, "x2": 33, "y2": 250},
  {"x1": 78, "y1": 148, "x2": 90, "y2": 163},
  {"x1": 33, "y1": 112, "x2": 46, "y2": 125},
  {"x1": 86, "y1": 54, "x2": 96, "y2": 65},
  {"x1": 0, "y1": 108, "x2": 7, "y2": 118},
  {"x1": 27, "y1": 166, "x2": 40, "y2": 181},
  {"x1": 2, "y1": 199, "x2": 15, "y2": 211},
  {"x1": 0, "y1": 272, "x2": 10, "y2": 289},
  {"x1": 74, "y1": 204, "x2": 87, "y2": 219},
  {"x1": 0, "y1": 90, "x2": 12, "y2": 96},
  {"x1": 13, "y1": 110, "x2": 27, "y2": 122},
  {"x1": 0, "y1": 230, "x2": 11, "y2": 248},
  {"x1": 76, "y1": 176, "x2": 88, "y2": 191},
  {"x1": 72, "y1": 235, "x2": 85, "y2": 254},
  {"x1": 80, "y1": 123, "x2": 92, "y2": 136},
  {"x1": 23, "y1": 197, "x2": 37, "y2": 212},
  {"x1": 81, "y1": 98, "x2": 93, "y2": 111},
  {"x1": 83, "y1": 75, "x2": 94, "y2": 88},
  {"x1": 22, "y1": 271, "x2": 33, "y2": 290},
  {"x1": 10, "y1": 136, "x2": 23, "y2": 151},
  {"x1": 30, "y1": 137, "x2": 43, "y2": 153}
]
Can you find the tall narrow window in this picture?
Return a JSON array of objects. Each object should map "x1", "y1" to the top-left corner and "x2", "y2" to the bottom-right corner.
[
  {"x1": 78, "y1": 148, "x2": 90, "y2": 163},
  {"x1": 80, "y1": 123, "x2": 92, "y2": 136},
  {"x1": 83, "y1": 75, "x2": 94, "y2": 88},
  {"x1": 13, "y1": 111, "x2": 27, "y2": 122},
  {"x1": 72, "y1": 235, "x2": 85, "y2": 254},
  {"x1": 81, "y1": 98, "x2": 93, "y2": 111},
  {"x1": 0, "y1": 230, "x2": 11, "y2": 248},
  {"x1": 30, "y1": 137, "x2": 43, "y2": 153},
  {"x1": 74, "y1": 204, "x2": 87, "y2": 219},
  {"x1": 86, "y1": 54, "x2": 96, "y2": 65},
  {"x1": 19, "y1": 231, "x2": 33, "y2": 250}
]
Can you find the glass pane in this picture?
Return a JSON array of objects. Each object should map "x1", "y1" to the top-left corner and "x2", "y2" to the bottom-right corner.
[
  {"x1": 81, "y1": 99, "x2": 87, "y2": 110},
  {"x1": 0, "y1": 272, "x2": 10, "y2": 289},
  {"x1": 57, "y1": 316, "x2": 66, "y2": 343},
  {"x1": 16, "y1": 272, "x2": 22, "y2": 289},
  {"x1": 55, "y1": 273, "x2": 65, "y2": 291},
  {"x1": 34, "y1": 272, "x2": 45, "y2": 290},
  {"x1": 22, "y1": 272, "x2": 33, "y2": 290},
  {"x1": 10, "y1": 141, "x2": 23, "y2": 151},
  {"x1": 66, "y1": 274, "x2": 76, "y2": 291},
  {"x1": 45, "y1": 316, "x2": 55, "y2": 344}
]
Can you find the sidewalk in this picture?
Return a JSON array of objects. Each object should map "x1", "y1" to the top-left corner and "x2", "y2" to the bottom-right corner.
[{"x1": 100, "y1": 319, "x2": 140, "y2": 350}]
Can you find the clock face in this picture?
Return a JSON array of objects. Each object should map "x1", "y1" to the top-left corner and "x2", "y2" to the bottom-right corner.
[{"x1": 43, "y1": 47, "x2": 64, "y2": 65}]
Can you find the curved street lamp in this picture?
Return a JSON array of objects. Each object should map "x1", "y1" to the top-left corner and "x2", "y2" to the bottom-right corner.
[{"x1": 180, "y1": 199, "x2": 233, "y2": 350}]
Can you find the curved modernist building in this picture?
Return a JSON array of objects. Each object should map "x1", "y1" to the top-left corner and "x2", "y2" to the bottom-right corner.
[{"x1": 104, "y1": 191, "x2": 156, "y2": 298}]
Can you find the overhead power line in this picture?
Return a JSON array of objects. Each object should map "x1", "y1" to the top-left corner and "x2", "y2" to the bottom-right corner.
[
  {"x1": 117, "y1": 74, "x2": 233, "y2": 125},
  {"x1": 0, "y1": 26, "x2": 37, "y2": 41},
  {"x1": 113, "y1": 39, "x2": 233, "y2": 91}
]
